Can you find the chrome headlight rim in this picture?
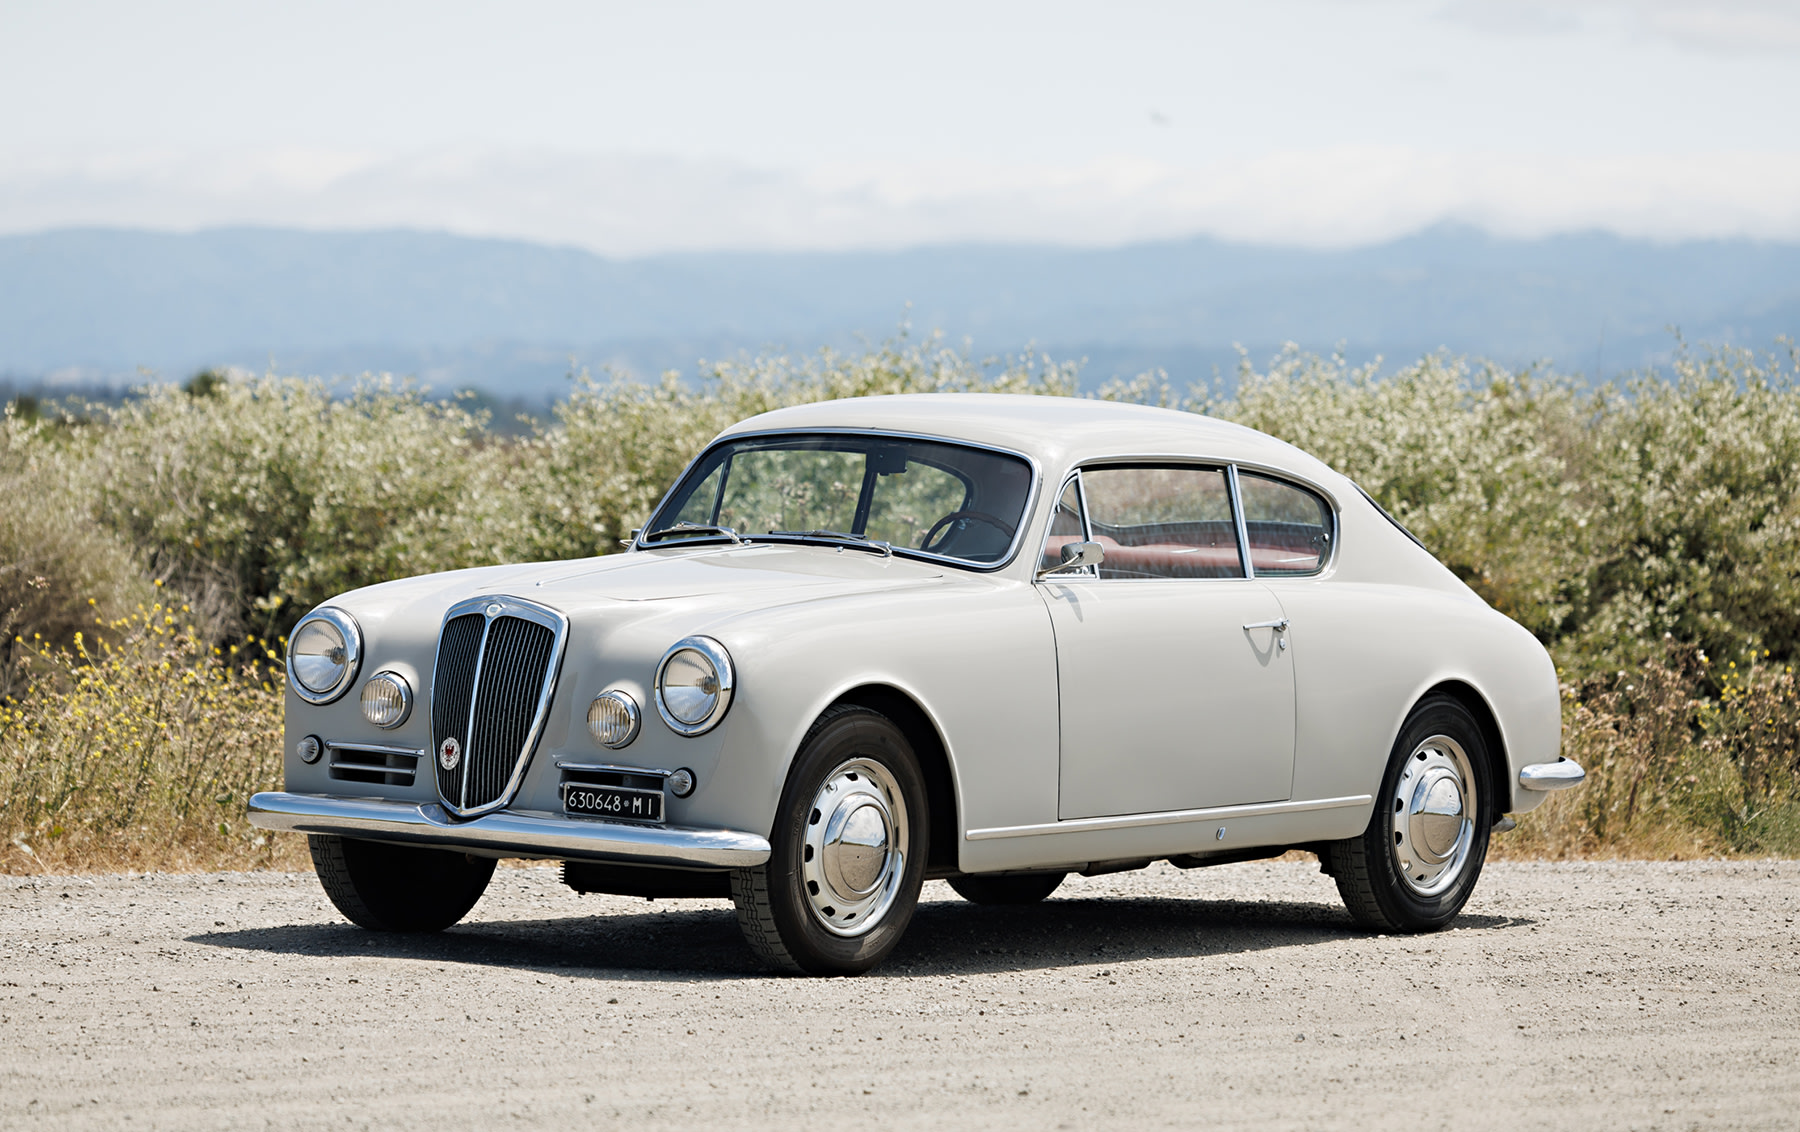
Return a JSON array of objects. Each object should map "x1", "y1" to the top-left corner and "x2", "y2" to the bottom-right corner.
[
  {"x1": 587, "y1": 689, "x2": 643, "y2": 749},
  {"x1": 359, "y1": 670, "x2": 413, "y2": 730},
  {"x1": 286, "y1": 607, "x2": 363, "y2": 706},
  {"x1": 654, "y1": 635, "x2": 735, "y2": 737}
]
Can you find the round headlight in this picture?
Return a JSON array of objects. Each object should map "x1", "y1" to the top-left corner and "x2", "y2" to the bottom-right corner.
[
  {"x1": 655, "y1": 636, "x2": 734, "y2": 736},
  {"x1": 587, "y1": 690, "x2": 641, "y2": 748},
  {"x1": 287, "y1": 609, "x2": 362, "y2": 704},
  {"x1": 360, "y1": 671, "x2": 412, "y2": 729}
]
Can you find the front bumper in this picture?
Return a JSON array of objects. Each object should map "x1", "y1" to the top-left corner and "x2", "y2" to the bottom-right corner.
[{"x1": 247, "y1": 791, "x2": 770, "y2": 869}]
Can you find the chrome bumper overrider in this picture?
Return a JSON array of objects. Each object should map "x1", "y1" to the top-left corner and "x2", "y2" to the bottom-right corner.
[
  {"x1": 247, "y1": 792, "x2": 770, "y2": 868},
  {"x1": 1518, "y1": 757, "x2": 1586, "y2": 791}
]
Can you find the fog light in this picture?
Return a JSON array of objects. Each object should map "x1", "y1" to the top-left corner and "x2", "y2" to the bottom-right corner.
[
  {"x1": 297, "y1": 735, "x2": 322, "y2": 764},
  {"x1": 360, "y1": 672, "x2": 412, "y2": 729},
  {"x1": 668, "y1": 768, "x2": 696, "y2": 798},
  {"x1": 587, "y1": 690, "x2": 641, "y2": 749}
]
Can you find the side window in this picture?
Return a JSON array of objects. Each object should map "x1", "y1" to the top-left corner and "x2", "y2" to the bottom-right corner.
[
  {"x1": 1237, "y1": 472, "x2": 1332, "y2": 576},
  {"x1": 1038, "y1": 478, "x2": 1088, "y2": 572},
  {"x1": 1079, "y1": 466, "x2": 1243, "y2": 580}
]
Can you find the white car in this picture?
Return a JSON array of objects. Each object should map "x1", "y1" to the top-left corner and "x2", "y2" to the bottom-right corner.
[{"x1": 250, "y1": 394, "x2": 1584, "y2": 974}]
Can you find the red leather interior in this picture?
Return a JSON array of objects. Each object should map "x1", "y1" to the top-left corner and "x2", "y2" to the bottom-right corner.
[{"x1": 1044, "y1": 533, "x2": 1319, "y2": 577}]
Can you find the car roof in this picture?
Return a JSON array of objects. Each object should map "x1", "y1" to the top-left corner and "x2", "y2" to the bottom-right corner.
[{"x1": 716, "y1": 393, "x2": 1346, "y2": 492}]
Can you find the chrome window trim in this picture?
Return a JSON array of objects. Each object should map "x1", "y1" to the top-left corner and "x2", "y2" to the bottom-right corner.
[
  {"x1": 654, "y1": 635, "x2": 737, "y2": 737},
  {"x1": 1036, "y1": 454, "x2": 1341, "y2": 583},
  {"x1": 286, "y1": 607, "x2": 363, "y2": 705},
  {"x1": 430, "y1": 594, "x2": 570, "y2": 819},
  {"x1": 635, "y1": 427, "x2": 1044, "y2": 574},
  {"x1": 1226, "y1": 464, "x2": 1256, "y2": 579},
  {"x1": 1033, "y1": 472, "x2": 1100, "y2": 580}
]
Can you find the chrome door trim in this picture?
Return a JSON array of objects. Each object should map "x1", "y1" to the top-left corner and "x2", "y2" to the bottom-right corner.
[{"x1": 965, "y1": 794, "x2": 1372, "y2": 841}]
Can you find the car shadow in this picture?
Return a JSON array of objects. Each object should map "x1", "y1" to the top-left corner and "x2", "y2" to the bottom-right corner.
[{"x1": 187, "y1": 892, "x2": 1534, "y2": 981}]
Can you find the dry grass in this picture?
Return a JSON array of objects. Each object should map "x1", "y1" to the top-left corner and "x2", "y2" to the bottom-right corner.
[{"x1": 0, "y1": 596, "x2": 301, "y2": 875}]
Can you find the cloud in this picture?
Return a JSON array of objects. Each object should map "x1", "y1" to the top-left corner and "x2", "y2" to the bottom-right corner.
[
  {"x1": 1440, "y1": 0, "x2": 1800, "y2": 54},
  {"x1": 3, "y1": 146, "x2": 1799, "y2": 254}
]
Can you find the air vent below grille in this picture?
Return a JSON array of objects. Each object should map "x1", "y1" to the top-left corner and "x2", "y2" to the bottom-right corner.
[{"x1": 327, "y1": 742, "x2": 421, "y2": 787}]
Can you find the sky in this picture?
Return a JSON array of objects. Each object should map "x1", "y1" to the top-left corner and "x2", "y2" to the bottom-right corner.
[{"x1": 3, "y1": 0, "x2": 1799, "y2": 254}]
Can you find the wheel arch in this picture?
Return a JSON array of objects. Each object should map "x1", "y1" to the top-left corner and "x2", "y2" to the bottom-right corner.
[
  {"x1": 1417, "y1": 678, "x2": 1510, "y2": 819},
  {"x1": 828, "y1": 683, "x2": 960, "y2": 873}
]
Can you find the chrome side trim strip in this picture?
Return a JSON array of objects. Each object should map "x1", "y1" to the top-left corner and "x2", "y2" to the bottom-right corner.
[
  {"x1": 248, "y1": 792, "x2": 770, "y2": 868},
  {"x1": 965, "y1": 794, "x2": 1373, "y2": 841},
  {"x1": 1518, "y1": 758, "x2": 1586, "y2": 791},
  {"x1": 325, "y1": 741, "x2": 426, "y2": 760},
  {"x1": 554, "y1": 761, "x2": 674, "y2": 777}
]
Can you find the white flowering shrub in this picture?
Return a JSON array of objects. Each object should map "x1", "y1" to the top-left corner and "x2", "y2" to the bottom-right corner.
[{"x1": 2, "y1": 337, "x2": 1796, "y2": 866}]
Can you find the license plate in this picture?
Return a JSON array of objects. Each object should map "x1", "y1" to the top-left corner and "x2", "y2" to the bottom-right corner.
[{"x1": 563, "y1": 782, "x2": 664, "y2": 823}]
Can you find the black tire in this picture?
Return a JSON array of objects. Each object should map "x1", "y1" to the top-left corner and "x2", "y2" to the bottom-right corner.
[
  {"x1": 1325, "y1": 695, "x2": 1493, "y2": 932},
  {"x1": 947, "y1": 872, "x2": 1066, "y2": 905},
  {"x1": 308, "y1": 834, "x2": 496, "y2": 932},
  {"x1": 731, "y1": 705, "x2": 929, "y2": 975}
]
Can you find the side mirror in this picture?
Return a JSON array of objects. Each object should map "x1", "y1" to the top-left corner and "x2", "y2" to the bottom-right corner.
[{"x1": 1038, "y1": 540, "x2": 1104, "y2": 578}]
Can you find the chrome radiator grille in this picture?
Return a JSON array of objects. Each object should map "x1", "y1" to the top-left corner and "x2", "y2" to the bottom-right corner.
[{"x1": 431, "y1": 596, "x2": 567, "y2": 816}]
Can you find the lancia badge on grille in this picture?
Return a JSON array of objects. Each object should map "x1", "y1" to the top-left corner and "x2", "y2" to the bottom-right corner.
[{"x1": 438, "y1": 736, "x2": 462, "y2": 771}]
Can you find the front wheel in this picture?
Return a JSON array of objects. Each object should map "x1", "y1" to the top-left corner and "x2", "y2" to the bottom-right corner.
[
  {"x1": 1325, "y1": 695, "x2": 1492, "y2": 932},
  {"x1": 731, "y1": 705, "x2": 928, "y2": 975},
  {"x1": 308, "y1": 834, "x2": 496, "y2": 932}
]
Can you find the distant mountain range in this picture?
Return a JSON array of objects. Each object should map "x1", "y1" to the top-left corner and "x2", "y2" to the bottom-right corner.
[{"x1": 3, "y1": 225, "x2": 1797, "y2": 400}]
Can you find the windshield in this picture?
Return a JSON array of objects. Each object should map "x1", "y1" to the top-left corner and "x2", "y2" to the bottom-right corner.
[{"x1": 647, "y1": 432, "x2": 1035, "y2": 566}]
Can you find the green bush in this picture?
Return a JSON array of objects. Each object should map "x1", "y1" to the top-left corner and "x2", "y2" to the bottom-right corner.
[
  {"x1": 1209, "y1": 342, "x2": 1800, "y2": 680},
  {"x1": 0, "y1": 408, "x2": 150, "y2": 695},
  {"x1": 81, "y1": 376, "x2": 525, "y2": 639},
  {"x1": 3, "y1": 335, "x2": 1798, "y2": 868}
]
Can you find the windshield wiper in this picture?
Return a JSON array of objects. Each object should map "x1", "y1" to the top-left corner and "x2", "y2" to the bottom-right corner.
[
  {"x1": 641, "y1": 522, "x2": 744, "y2": 545},
  {"x1": 760, "y1": 529, "x2": 894, "y2": 557}
]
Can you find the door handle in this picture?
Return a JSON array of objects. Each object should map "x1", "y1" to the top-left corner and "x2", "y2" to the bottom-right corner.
[{"x1": 1242, "y1": 618, "x2": 1289, "y2": 632}]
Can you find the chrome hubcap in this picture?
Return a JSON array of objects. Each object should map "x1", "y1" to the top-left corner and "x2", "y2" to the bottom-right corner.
[
  {"x1": 1389, "y1": 734, "x2": 1477, "y2": 898},
  {"x1": 801, "y1": 758, "x2": 908, "y2": 937}
]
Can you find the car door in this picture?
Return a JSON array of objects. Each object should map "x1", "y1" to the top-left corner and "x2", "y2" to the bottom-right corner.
[{"x1": 1037, "y1": 465, "x2": 1295, "y2": 819}]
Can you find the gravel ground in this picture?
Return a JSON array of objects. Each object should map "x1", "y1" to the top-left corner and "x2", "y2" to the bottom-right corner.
[{"x1": 2, "y1": 858, "x2": 1797, "y2": 1131}]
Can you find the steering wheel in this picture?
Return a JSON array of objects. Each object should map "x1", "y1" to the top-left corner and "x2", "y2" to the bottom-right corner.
[{"x1": 920, "y1": 510, "x2": 1018, "y2": 553}]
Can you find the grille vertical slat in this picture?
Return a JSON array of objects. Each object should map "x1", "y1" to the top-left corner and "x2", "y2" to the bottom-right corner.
[
  {"x1": 429, "y1": 601, "x2": 561, "y2": 814},
  {"x1": 431, "y1": 614, "x2": 484, "y2": 804}
]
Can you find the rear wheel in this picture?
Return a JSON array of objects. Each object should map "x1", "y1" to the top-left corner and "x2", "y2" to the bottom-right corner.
[
  {"x1": 308, "y1": 834, "x2": 495, "y2": 932},
  {"x1": 947, "y1": 872, "x2": 1066, "y2": 905},
  {"x1": 1325, "y1": 695, "x2": 1492, "y2": 932},
  {"x1": 731, "y1": 705, "x2": 928, "y2": 975}
]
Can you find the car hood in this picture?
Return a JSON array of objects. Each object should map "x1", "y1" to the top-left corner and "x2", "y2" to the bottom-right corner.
[{"x1": 327, "y1": 543, "x2": 954, "y2": 628}]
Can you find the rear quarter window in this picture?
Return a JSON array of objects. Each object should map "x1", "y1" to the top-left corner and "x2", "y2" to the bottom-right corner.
[{"x1": 1237, "y1": 472, "x2": 1333, "y2": 576}]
